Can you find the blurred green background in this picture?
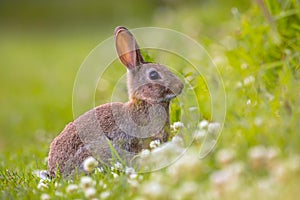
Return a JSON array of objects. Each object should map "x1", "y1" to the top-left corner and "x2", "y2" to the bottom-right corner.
[{"x1": 0, "y1": 0, "x2": 250, "y2": 153}]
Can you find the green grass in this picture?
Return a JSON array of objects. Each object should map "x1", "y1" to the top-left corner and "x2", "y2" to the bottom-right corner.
[{"x1": 1, "y1": 0, "x2": 300, "y2": 199}]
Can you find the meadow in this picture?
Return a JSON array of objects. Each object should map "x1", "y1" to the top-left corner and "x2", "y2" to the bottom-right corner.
[{"x1": 0, "y1": 0, "x2": 300, "y2": 199}]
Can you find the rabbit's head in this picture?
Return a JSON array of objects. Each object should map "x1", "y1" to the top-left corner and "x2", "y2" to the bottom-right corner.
[{"x1": 115, "y1": 26, "x2": 183, "y2": 103}]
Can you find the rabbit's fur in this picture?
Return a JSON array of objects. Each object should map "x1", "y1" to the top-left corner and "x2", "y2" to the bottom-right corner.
[{"x1": 48, "y1": 27, "x2": 184, "y2": 177}]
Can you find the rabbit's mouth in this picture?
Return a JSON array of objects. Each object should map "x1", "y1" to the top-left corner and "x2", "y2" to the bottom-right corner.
[
  {"x1": 158, "y1": 93, "x2": 177, "y2": 102},
  {"x1": 165, "y1": 93, "x2": 176, "y2": 100}
]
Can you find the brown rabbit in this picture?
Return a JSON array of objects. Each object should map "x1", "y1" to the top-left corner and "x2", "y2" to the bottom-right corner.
[{"x1": 47, "y1": 26, "x2": 184, "y2": 177}]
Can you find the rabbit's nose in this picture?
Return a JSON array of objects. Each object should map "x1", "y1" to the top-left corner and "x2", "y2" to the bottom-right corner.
[{"x1": 172, "y1": 81, "x2": 184, "y2": 95}]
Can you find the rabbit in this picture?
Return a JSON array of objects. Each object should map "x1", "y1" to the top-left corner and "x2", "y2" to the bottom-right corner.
[{"x1": 47, "y1": 26, "x2": 184, "y2": 177}]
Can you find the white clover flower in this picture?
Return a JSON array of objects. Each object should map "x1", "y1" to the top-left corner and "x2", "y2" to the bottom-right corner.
[
  {"x1": 210, "y1": 167, "x2": 239, "y2": 193},
  {"x1": 128, "y1": 179, "x2": 139, "y2": 188},
  {"x1": 172, "y1": 135, "x2": 184, "y2": 147},
  {"x1": 241, "y1": 63, "x2": 248, "y2": 69},
  {"x1": 100, "y1": 191, "x2": 110, "y2": 199},
  {"x1": 236, "y1": 81, "x2": 243, "y2": 89},
  {"x1": 228, "y1": 162, "x2": 245, "y2": 176},
  {"x1": 243, "y1": 75, "x2": 255, "y2": 86},
  {"x1": 208, "y1": 122, "x2": 221, "y2": 134},
  {"x1": 99, "y1": 180, "x2": 107, "y2": 189},
  {"x1": 140, "y1": 149, "x2": 151, "y2": 159},
  {"x1": 66, "y1": 184, "x2": 78, "y2": 194},
  {"x1": 194, "y1": 129, "x2": 207, "y2": 140},
  {"x1": 84, "y1": 187, "x2": 96, "y2": 199},
  {"x1": 213, "y1": 56, "x2": 227, "y2": 66},
  {"x1": 257, "y1": 178, "x2": 274, "y2": 191},
  {"x1": 33, "y1": 170, "x2": 50, "y2": 181},
  {"x1": 216, "y1": 148, "x2": 236, "y2": 166},
  {"x1": 129, "y1": 173, "x2": 138, "y2": 179},
  {"x1": 113, "y1": 162, "x2": 123, "y2": 171},
  {"x1": 149, "y1": 140, "x2": 161, "y2": 149},
  {"x1": 55, "y1": 191, "x2": 63, "y2": 197},
  {"x1": 40, "y1": 193, "x2": 50, "y2": 200},
  {"x1": 210, "y1": 169, "x2": 231, "y2": 187},
  {"x1": 198, "y1": 120, "x2": 209, "y2": 129},
  {"x1": 246, "y1": 99, "x2": 251, "y2": 105},
  {"x1": 168, "y1": 154, "x2": 202, "y2": 179},
  {"x1": 142, "y1": 181, "x2": 166, "y2": 199},
  {"x1": 139, "y1": 175, "x2": 144, "y2": 181},
  {"x1": 83, "y1": 156, "x2": 98, "y2": 173},
  {"x1": 80, "y1": 176, "x2": 95, "y2": 189},
  {"x1": 271, "y1": 163, "x2": 287, "y2": 183},
  {"x1": 174, "y1": 182, "x2": 198, "y2": 200},
  {"x1": 248, "y1": 145, "x2": 268, "y2": 169},
  {"x1": 111, "y1": 172, "x2": 119, "y2": 178},
  {"x1": 37, "y1": 180, "x2": 49, "y2": 190},
  {"x1": 125, "y1": 167, "x2": 135, "y2": 175},
  {"x1": 266, "y1": 147, "x2": 280, "y2": 168},
  {"x1": 172, "y1": 121, "x2": 184, "y2": 130}
]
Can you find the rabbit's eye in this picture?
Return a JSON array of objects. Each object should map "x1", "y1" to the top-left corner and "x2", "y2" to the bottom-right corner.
[{"x1": 149, "y1": 70, "x2": 160, "y2": 80}]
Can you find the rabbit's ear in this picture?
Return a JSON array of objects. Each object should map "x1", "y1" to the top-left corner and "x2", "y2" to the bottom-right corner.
[{"x1": 115, "y1": 26, "x2": 144, "y2": 70}]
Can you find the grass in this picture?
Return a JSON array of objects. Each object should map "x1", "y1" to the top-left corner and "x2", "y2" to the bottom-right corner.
[{"x1": 1, "y1": 0, "x2": 300, "y2": 199}]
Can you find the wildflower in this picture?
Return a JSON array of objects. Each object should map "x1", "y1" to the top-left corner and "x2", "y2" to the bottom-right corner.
[
  {"x1": 243, "y1": 75, "x2": 255, "y2": 86},
  {"x1": 130, "y1": 173, "x2": 138, "y2": 179},
  {"x1": 240, "y1": 63, "x2": 247, "y2": 69},
  {"x1": 80, "y1": 176, "x2": 95, "y2": 189},
  {"x1": 125, "y1": 167, "x2": 135, "y2": 175},
  {"x1": 111, "y1": 172, "x2": 119, "y2": 178},
  {"x1": 208, "y1": 122, "x2": 221, "y2": 134},
  {"x1": 40, "y1": 193, "x2": 50, "y2": 200},
  {"x1": 211, "y1": 169, "x2": 231, "y2": 187},
  {"x1": 55, "y1": 191, "x2": 64, "y2": 197},
  {"x1": 256, "y1": 178, "x2": 278, "y2": 198},
  {"x1": 168, "y1": 154, "x2": 202, "y2": 180},
  {"x1": 194, "y1": 129, "x2": 207, "y2": 140},
  {"x1": 83, "y1": 156, "x2": 98, "y2": 173},
  {"x1": 33, "y1": 170, "x2": 50, "y2": 181},
  {"x1": 236, "y1": 81, "x2": 243, "y2": 89},
  {"x1": 171, "y1": 121, "x2": 184, "y2": 131},
  {"x1": 216, "y1": 148, "x2": 236, "y2": 167},
  {"x1": 37, "y1": 180, "x2": 49, "y2": 190},
  {"x1": 172, "y1": 135, "x2": 184, "y2": 147},
  {"x1": 84, "y1": 187, "x2": 96, "y2": 199},
  {"x1": 150, "y1": 140, "x2": 161, "y2": 149},
  {"x1": 128, "y1": 179, "x2": 139, "y2": 188},
  {"x1": 111, "y1": 162, "x2": 123, "y2": 172},
  {"x1": 266, "y1": 147, "x2": 280, "y2": 169},
  {"x1": 248, "y1": 146, "x2": 267, "y2": 169},
  {"x1": 246, "y1": 99, "x2": 251, "y2": 105},
  {"x1": 100, "y1": 191, "x2": 110, "y2": 199},
  {"x1": 174, "y1": 182, "x2": 198, "y2": 200},
  {"x1": 99, "y1": 180, "x2": 107, "y2": 189},
  {"x1": 173, "y1": 121, "x2": 184, "y2": 129},
  {"x1": 198, "y1": 120, "x2": 209, "y2": 129},
  {"x1": 141, "y1": 181, "x2": 167, "y2": 199},
  {"x1": 210, "y1": 167, "x2": 239, "y2": 195},
  {"x1": 271, "y1": 155, "x2": 300, "y2": 183},
  {"x1": 66, "y1": 184, "x2": 78, "y2": 194},
  {"x1": 54, "y1": 182, "x2": 61, "y2": 188},
  {"x1": 140, "y1": 149, "x2": 150, "y2": 159}
]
